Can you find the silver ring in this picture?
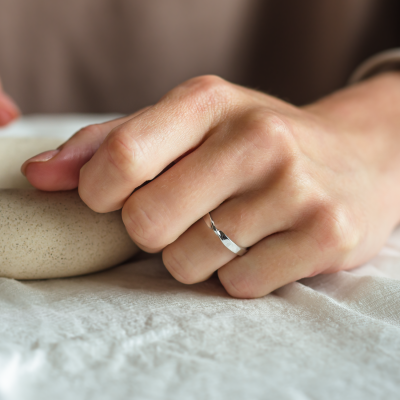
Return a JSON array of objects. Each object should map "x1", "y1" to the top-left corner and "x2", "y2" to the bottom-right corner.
[{"x1": 203, "y1": 212, "x2": 248, "y2": 256}]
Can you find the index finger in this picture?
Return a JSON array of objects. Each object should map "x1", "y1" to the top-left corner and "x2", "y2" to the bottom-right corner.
[{"x1": 79, "y1": 76, "x2": 237, "y2": 213}]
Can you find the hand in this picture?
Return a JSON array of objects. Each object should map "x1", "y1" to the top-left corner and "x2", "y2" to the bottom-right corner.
[
  {"x1": 22, "y1": 73, "x2": 400, "y2": 298},
  {"x1": 0, "y1": 78, "x2": 19, "y2": 126}
]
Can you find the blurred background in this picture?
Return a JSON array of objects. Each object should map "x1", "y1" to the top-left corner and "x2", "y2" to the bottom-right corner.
[{"x1": 0, "y1": 0, "x2": 399, "y2": 115}]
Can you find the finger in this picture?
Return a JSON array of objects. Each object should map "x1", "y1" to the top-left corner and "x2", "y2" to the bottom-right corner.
[
  {"x1": 162, "y1": 186, "x2": 300, "y2": 283},
  {"x1": 0, "y1": 91, "x2": 20, "y2": 127},
  {"x1": 78, "y1": 76, "x2": 238, "y2": 212},
  {"x1": 218, "y1": 231, "x2": 319, "y2": 298},
  {"x1": 120, "y1": 109, "x2": 296, "y2": 251},
  {"x1": 22, "y1": 110, "x2": 148, "y2": 191},
  {"x1": 218, "y1": 212, "x2": 350, "y2": 298}
]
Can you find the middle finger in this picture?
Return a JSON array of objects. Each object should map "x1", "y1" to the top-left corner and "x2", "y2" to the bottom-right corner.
[
  {"x1": 78, "y1": 76, "x2": 239, "y2": 213},
  {"x1": 120, "y1": 114, "x2": 297, "y2": 252}
]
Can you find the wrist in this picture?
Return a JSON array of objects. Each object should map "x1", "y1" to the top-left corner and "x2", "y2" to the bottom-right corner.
[
  {"x1": 305, "y1": 71, "x2": 400, "y2": 128},
  {"x1": 305, "y1": 72, "x2": 400, "y2": 224},
  {"x1": 305, "y1": 72, "x2": 400, "y2": 160}
]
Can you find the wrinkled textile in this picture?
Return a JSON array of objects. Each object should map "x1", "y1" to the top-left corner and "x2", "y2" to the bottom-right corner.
[{"x1": 0, "y1": 117, "x2": 400, "y2": 400}]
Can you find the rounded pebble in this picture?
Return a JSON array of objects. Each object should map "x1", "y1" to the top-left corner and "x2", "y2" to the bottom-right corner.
[
  {"x1": 0, "y1": 137, "x2": 139, "y2": 279},
  {"x1": 0, "y1": 189, "x2": 139, "y2": 279}
]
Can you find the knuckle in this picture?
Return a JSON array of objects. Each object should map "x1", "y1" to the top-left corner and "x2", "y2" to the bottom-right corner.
[
  {"x1": 174, "y1": 75, "x2": 232, "y2": 115},
  {"x1": 162, "y1": 247, "x2": 199, "y2": 285},
  {"x1": 286, "y1": 172, "x2": 319, "y2": 214},
  {"x1": 315, "y1": 201, "x2": 358, "y2": 255},
  {"x1": 74, "y1": 123, "x2": 104, "y2": 140},
  {"x1": 185, "y1": 74, "x2": 227, "y2": 91},
  {"x1": 242, "y1": 109, "x2": 296, "y2": 155},
  {"x1": 121, "y1": 198, "x2": 166, "y2": 250},
  {"x1": 105, "y1": 129, "x2": 146, "y2": 183}
]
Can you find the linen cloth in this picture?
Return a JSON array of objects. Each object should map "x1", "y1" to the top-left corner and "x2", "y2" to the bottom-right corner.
[{"x1": 0, "y1": 116, "x2": 400, "y2": 400}]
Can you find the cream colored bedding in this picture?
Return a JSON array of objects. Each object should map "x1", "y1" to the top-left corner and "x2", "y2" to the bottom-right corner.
[{"x1": 0, "y1": 116, "x2": 399, "y2": 400}]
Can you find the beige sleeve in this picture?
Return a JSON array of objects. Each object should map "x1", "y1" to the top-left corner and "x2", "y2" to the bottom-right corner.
[{"x1": 348, "y1": 48, "x2": 400, "y2": 85}]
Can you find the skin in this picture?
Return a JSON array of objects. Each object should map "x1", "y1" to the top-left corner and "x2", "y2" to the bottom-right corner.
[
  {"x1": 18, "y1": 72, "x2": 400, "y2": 298},
  {"x1": 0, "y1": 79, "x2": 20, "y2": 126}
]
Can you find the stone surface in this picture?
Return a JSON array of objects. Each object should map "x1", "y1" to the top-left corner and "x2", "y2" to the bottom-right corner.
[
  {"x1": 0, "y1": 137, "x2": 62, "y2": 189},
  {"x1": 0, "y1": 138, "x2": 139, "y2": 279}
]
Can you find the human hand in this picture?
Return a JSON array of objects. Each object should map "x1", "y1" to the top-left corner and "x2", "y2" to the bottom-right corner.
[
  {"x1": 21, "y1": 73, "x2": 400, "y2": 298},
  {"x1": 0, "y1": 78, "x2": 19, "y2": 126}
]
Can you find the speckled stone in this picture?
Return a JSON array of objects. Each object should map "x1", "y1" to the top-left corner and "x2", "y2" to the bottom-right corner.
[{"x1": 0, "y1": 138, "x2": 139, "y2": 279}]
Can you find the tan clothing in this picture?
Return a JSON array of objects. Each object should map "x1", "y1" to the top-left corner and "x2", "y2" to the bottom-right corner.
[{"x1": 0, "y1": 0, "x2": 399, "y2": 114}]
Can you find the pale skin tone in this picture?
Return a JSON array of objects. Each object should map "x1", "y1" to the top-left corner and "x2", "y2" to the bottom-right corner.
[
  {"x1": 0, "y1": 79, "x2": 20, "y2": 126},
  {"x1": 3, "y1": 71, "x2": 400, "y2": 298}
]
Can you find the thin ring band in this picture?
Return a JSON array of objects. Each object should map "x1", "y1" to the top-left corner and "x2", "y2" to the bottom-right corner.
[{"x1": 204, "y1": 213, "x2": 248, "y2": 256}]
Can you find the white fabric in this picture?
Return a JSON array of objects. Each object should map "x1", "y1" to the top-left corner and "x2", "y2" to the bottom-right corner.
[{"x1": 0, "y1": 116, "x2": 400, "y2": 400}]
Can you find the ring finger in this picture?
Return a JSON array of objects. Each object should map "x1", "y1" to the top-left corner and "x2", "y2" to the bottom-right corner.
[{"x1": 162, "y1": 179, "x2": 306, "y2": 284}]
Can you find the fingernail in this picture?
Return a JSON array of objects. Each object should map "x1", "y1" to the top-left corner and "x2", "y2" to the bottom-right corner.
[{"x1": 21, "y1": 149, "x2": 60, "y2": 176}]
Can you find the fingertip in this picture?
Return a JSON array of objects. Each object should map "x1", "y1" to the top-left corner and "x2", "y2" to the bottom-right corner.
[
  {"x1": 0, "y1": 93, "x2": 20, "y2": 127},
  {"x1": 21, "y1": 150, "x2": 60, "y2": 176},
  {"x1": 22, "y1": 113, "x2": 136, "y2": 191},
  {"x1": 0, "y1": 109, "x2": 15, "y2": 126},
  {"x1": 24, "y1": 150, "x2": 81, "y2": 191},
  {"x1": 25, "y1": 161, "x2": 77, "y2": 192}
]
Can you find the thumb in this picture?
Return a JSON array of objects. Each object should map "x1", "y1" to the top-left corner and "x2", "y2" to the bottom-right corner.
[{"x1": 22, "y1": 108, "x2": 150, "y2": 191}]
